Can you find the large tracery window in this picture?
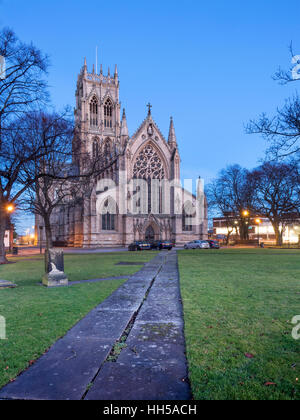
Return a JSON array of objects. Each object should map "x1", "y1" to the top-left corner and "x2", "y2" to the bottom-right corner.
[
  {"x1": 90, "y1": 96, "x2": 98, "y2": 127},
  {"x1": 133, "y1": 144, "x2": 165, "y2": 214},
  {"x1": 133, "y1": 144, "x2": 165, "y2": 180},
  {"x1": 104, "y1": 98, "x2": 113, "y2": 128}
]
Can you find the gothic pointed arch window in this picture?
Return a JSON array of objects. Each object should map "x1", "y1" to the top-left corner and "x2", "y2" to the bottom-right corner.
[
  {"x1": 182, "y1": 201, "x2": 195, "y2": 232},
  {"x1": 92, "y1": 137, "x2": 100, "y2": 158},
  {"x1": 133, "y1": 144, "x2": 166, "y2": 214},
  {"x1": 103, "y1": 138, "x2": 112, "y2": 161},
  {"x1": 90, "y1": 96, "x2": 98, "y2": 127},
  {"x1": 104, "y1": 98, "x2": 113, "y2": 129},
  {"x1": 101, "y1": 197, "x2": 117, "y2": 231}
]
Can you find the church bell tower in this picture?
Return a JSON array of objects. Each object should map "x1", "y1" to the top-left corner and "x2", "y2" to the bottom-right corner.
[{"x1": 74, "y1": 59, "x2": 122, "y2": 161}]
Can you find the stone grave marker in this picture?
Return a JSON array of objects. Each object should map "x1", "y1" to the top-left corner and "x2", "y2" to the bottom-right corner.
[{"x1": 42, "y1": 248, "x2": 68, "y2": 287}]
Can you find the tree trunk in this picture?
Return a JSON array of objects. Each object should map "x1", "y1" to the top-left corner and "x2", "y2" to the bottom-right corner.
[
  {"x1": 272, "y1": 222, "x2": 283, "y2": 246},
  {"x1": 239, "y1": 221, "x2": 249, "y2": 241},
  {"x1": 43, "y1": 216, "x2": 53, "y2": 274},
  {"x1": 44, "y1": 216, "x2": 53, "y2": 252},
  {"x1": 278, "y1": 230, "x2": 283, "y2": 246},
  {"x1": 0, "y1": 209, "x2": 8, "y2": 264},
  {"x1": 226, "y1": 230, "x2": 232, "y2": 245}
]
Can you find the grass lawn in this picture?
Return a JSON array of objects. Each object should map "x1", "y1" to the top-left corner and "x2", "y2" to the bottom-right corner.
[
  {"x1": 0, "y1": 251, "x2": 157, "y2": 389},
  {"x1": 178, "y1": 248, "x2": 300, "y2": 400}
]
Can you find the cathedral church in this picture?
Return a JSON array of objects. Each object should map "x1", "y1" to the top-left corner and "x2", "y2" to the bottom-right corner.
[{"x1": 37, "y1": 60, "x2": 207, "y2": 248}]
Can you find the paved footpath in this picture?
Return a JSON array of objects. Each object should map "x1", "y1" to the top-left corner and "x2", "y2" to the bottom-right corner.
[{"x1": 0, "y1": 251, "x2": 191, "y2": 400}]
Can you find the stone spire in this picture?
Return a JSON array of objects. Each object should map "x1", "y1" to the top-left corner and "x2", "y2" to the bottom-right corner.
[
  {"x1": 83, "y1": 57, "x2": 87, "y2": 74},
  {"x1": 100, "y1": 63, "x2": 103, "y2": 75},
  {"x1": 121, "y1": 108, "x2": 129, "y2": 137},
  {"x1": 168, "y1": 116, "x2": 177, "y2": 147},
  {"x1": 197, "y1": 176, "x2": 205, "y2": 225},
  {"x1": 108, "y1": 66, "x2": 110, "y2": 77},
  {"x1": 114, "y1": 64, "x2": 118, "y2": 85}
]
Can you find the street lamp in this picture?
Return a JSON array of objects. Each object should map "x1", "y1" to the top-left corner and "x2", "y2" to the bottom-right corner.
[
  {"x1": 5, "y1": 203, "x2": 15, "y2": 253},
  {"x1": 241, "y1": 210, "x2": 250, "y2": 241},
  {"x1": 6, "y1": 204, "x2": 14, "y2": 213}
]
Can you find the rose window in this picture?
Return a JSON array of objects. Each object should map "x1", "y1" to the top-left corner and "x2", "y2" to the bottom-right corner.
[{"x1": 133, "y1": 144, "x2": 165, "y2": 180}]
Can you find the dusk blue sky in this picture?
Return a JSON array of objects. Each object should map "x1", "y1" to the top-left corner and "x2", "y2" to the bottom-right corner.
[{"x1": 1, "y1": 0, "x2": 300, "y2": 233}]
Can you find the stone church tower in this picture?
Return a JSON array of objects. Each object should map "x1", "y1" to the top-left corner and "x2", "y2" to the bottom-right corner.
[
  {"x1": 37, "y1": 60, "x2": 208, "y2": 248},
  {"x1": 74, "y1": 59, "x2": 122, "y2": 163}
]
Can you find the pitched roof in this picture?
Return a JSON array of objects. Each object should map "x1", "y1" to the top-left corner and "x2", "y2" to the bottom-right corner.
[{"x1": 130, "y1": 113, "x2": 168, "y2": 145}]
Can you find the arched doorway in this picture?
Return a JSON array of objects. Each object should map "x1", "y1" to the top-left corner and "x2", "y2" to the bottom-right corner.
[{"x1": 145, "y1": 226, "x2": 155, "y2": 241}]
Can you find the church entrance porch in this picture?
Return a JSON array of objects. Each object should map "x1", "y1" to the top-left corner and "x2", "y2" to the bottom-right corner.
[{"x1": 145, "y1": 226, "x2": 155, "y2": 241}]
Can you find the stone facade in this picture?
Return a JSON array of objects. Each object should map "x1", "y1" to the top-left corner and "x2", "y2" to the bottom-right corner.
[{"x1": 36, "y1": 61, "x2": 208, "y2": 248}]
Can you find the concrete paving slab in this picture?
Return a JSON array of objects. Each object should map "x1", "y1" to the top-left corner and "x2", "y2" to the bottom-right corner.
[
  {"x1": 118, "y1": 322, "x2": 187, "y2": 367},
  {"x1": 85, "y1": 362, "x2": 190, "y2": 401},
  {"x1": 65, "y1": 310, "x2": 134, "y2": 341},
  {"x1": 0, "y1": 338, "x2": 113, "y2": 400}
]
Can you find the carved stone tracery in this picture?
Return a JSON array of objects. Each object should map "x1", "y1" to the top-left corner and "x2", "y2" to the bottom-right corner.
[{"x1": 133, "y1": 144, "x2": 165, "y2": 180}]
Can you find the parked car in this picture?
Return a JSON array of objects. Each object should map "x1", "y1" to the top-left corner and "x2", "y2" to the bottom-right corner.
[
  {"x1": 207, "y1": 240, "x2": 220, "y2": 249},
  {"x1": 184, "y1": 240, "x2": 210, "y2": 249},
  {"x1": 151, "y1": 240, "x2": 173, "y2": 250},
  {"x1": 128, "y1": 241, "x2": 152, "y2": 251}
]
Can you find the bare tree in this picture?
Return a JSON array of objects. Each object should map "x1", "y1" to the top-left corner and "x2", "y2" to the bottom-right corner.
[
  {"x1": 247, "y1": 44, "x2": 300, "y2": 158},
  {"x1": 206, "y1": 165, "x2": 255, "y2": 241},
  {"x1": 247, "y1": 95, "x2": 300, "y2": 158},
  {"x1": 0, "y1": 27, "x2": 48, "y2": 138},
  {"x1": 19, "y1": 110, "x2": 128, "y2": 259},
  {"x1": 18, "y1": 110, "x2": 75, "y2": 253},
  {"x1": 206, "y1": 182, "x2": 237, "y2": 245},
  {"x1": 248, "y1": 161, "x2": 300, "y2": 246},
  {"x1": 273, "y1": 43, "x2": 300, "y2": 85},
  {"x1": 0, "y1": 114, "x2": 55, "y2": 263},
  {"x1": 0, "y1": 28, "x2": 48, "y2": 264}
]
